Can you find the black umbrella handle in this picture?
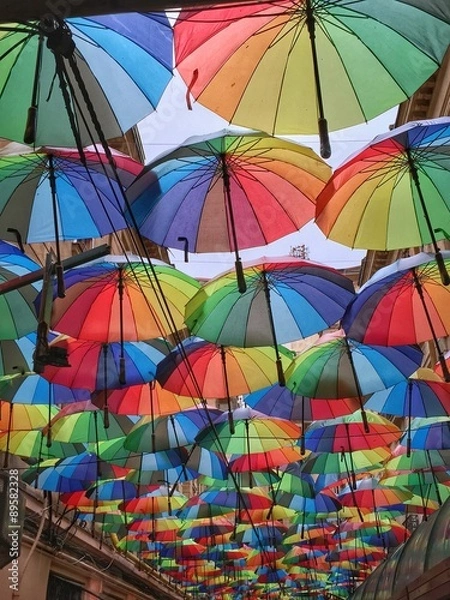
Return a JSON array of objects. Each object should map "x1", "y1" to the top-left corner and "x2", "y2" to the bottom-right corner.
[{"x1": 435, "y1": 250, "x2": 450, "y2": 286}]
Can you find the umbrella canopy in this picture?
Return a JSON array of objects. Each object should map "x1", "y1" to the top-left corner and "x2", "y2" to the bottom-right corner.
[
  {"x1": 285, "y1": 330, "x2": 422, "y2": 403},
  {"x1": 316, "y1": 118, "x2": 450, "y2": 265},
  {"x1": 41, "y1": 336, "x2": 169, "y2": 391},
  {"x1": 156, "y1": 337, "x2": 294, "y2": 400},
  {"x1": 91, "y1": 381, "x2": 195, "y2": 416},
  {"x1": 126, "y1": 131, "x2": 330, "y2": 258},
  {"x1": 195, "y1": 406, "x2": 301, "y2": 455},
  {"x1": 46, "y1": 255, "x2": 200, "y2": 341},
  {"x1": 366, "y1": 368, "x2": 450, "y2": 418},
  {"x1": 49, "y1": 408, "x2": 135, "y2": 443},
  {"x1": 244, "y1": 384, "x2": 359, "y2": 421},
  {"x1": 0, "y1": 146, "x2": 142, "y2": 244},
  {"x1": 304, "y1": 410, "x2": 401, "y2": 453},
  {"x1": 337, "y1": 478, "x2": 414, "y2": 509},
  {"x1": 185, "y1": 257, "x2": 355, "y2": 349},
  {"x1": 342, "y1": 252, "x2": 450, "y2": 349},
  {"x1": 0, "y1": 429, "x2": 83, "y2": 460},
  {"x1": 399, "y1": 417, "x2": 450, "y2": 451},
  {"x1": 174, "y1": 1, "x2": 450, "y2": 156},
  {"x1": 0, "y1": 372, "x2": 90, "y2": 405},
  {"x1": 0, "y1": 260, "x2": 40, "y2": 340},
  {"x1": 124, "y1": 407, "x2": 223, "y2": 453},
  {"x1": 0, "y1": 401, "x2": 58, "y2": 431},
  {"x1": 0, "y1": 13, "x2": 173, "y2": 146}
]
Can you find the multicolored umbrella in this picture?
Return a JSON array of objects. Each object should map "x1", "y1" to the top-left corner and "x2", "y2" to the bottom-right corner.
[
  {"x1": 0, "y1": 259, "x2": 40, "y2": 340},
  {"x1": 46, "y1": 255, "x2": 200, "y2": 341},
  {"x1": 0, "y1": 372, "x2": 90, "y2": 405},
  {"x1": 316, "y1": 118, "x2": 450, "y2": 272},
  {"x1": 0, "y1": 146, "x2": 142, "y2": 246},
  {"x1": 303, "y1": 410, "x2": 402, "y2": 454},
  {"x1": 0, "y1": 429, "x2": 83, "y2": 460},
  {"x1": 49, "y1": 408, "x2": 135, "y2": 444},
  {"x1": 126, "y1": 131, "x2": 330, "y2": 287},
  {"x1": 124, "y1": 407, "x2": 223, "y2": 453},
  {"x1": 41, "y1": 336, "x2": 169, "y2": 391},
  {"x1": 195, "y1": 406, "x2": 301, "y2": 456},
  {"x1": 0, "y1": 13, "x2": 173, "y2": 146},
  {"x1": 156, "y1": 337, "x2": 294, "y2": 424},
  {"x1": 337, "y1": 478, "x2": 414, "y2": 509},
  {"x1": 244, "y1": 384, "x2": 358, "y2": 422},
  {"x1": 174, "y1": 1, "x2": 450, "y2": 156},
  {"x1": 366, "y1": 368, "x2": 450, "y2": 455},
  {"x1": 342, "y1": 252, "x2": 450, "y2": 380},
  {"x1": 399, "y1": 417, "x2": 450, "y2": 451},
  {"x1": 185, "y1": 257, "x2": 355, "y2": 351},
  {"x1": 91, "y1": 381, "x2": 195, "y2": 416},
  {"x1": 285, "y1": 330, "x2": 422, "y2": 424}
]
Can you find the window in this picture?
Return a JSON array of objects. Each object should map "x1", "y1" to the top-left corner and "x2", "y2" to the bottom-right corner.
[{"x1": 46, "y1": 573, "x2": 83, "y2": 600}]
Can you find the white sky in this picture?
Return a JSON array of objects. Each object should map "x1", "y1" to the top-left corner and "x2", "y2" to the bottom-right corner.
[{"x1": 138, "y1": 75, "x2": 398, "y2": 279}]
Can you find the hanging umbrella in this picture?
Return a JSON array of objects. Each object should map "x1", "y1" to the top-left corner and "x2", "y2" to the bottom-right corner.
[
  {"x1": 366, "y1": 368, "x2": 450, "y2": 419},
  {"x1": 126, "y1": 130, "x2": 330, "y2": 290},
  {"x1": 120, "y1": 486, "x2": 188, "y2": 515},
  {"x1": 337, "y1": 478, "x2": 414, "y2": 509},
  {"x1": 156, "y1": 337, "x2": 294, "y2": 428},
  {"x1": 0, "y1": 401, "x2": 58, "y2": 431},
  {"x1": 156, "y1": 338, "x2": 295, "y2": 397},
  {"x1": 0, "y1": 429, "x2": 84, "y2": 460},
  {"x1": 124, "y1": 407, "x2": 223, "y2": 453},
  {"x1": 174, "y1": 1, "x2": 450, "y2": 157},
  {"x1": 316, "y1": 118, "x2": 450, "y2": 278},
  {"x1": 366, "y1": 368, "x2": 450, "y2": 455},
  {"x1": 195, "y1": 406, "x2": 301, "y2": 456},
  {"x1": 0, "y1": 372, "x2": 90, "y2": 405},
  {"x1": 46, "y1": 255, "x2": 200, "y2": 341},
  {"x1": 342, "y1": 252, "x2": 450, "y2": 381},
  {"x1": 303, "y1": 411, "x2": 401, "y2": 454},
  {"x1": 196, "y1": 487, "x2": 273, "y2": 511},
  {"x1": 22, "y1": 460, "x2": 90, "y2": 493},
  {"x1": 399, "y1": 417, "x2": 450, "y2": 451},
  {"x1": 0, "y1": 259, "x2": 40, "y2": 340},
  {"x1": 49, "y1": 408, "x2": 135, "y2": 444},
  {"x1": 91, "y1": 381, "x2": 195, "y2": 416},
  {"x1": 230, "y1": 446, "x2": 308, "y2": 474},
  {"x1": 285, "y1": 329, "x2": 422, "y2": 429},
  {"x1": 185, "y1": 257, "x2": 355, "y2": 351},
  {"x1": 244, "y1": 384, "x2": 359, "y2": 422},
  {"x1": 41, "y1": 336, "x2": 169, "y2": 391},
  {"x1": 91, "y1": 437, "x2": 189, "y2": 471},
  {"x1": 0, "y1": 13, "x2": 173, "y2": 147},
  {"x1": 0, "y1": 146, "x2": 142, "y2": 247}
]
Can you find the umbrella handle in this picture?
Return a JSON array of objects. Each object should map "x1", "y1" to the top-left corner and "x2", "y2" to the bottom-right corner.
[
  {"x1": 235, "y1": 258, "x2": 247, "y2": 293},
  {"x1": 318, "y1": 118, "x2": 331, "y2": 160},
  {"x1": 435, "y1": 250, "x2": 450, "y2": 286},
  {"x1": 24, "y1": 106, "x2": 37, "y2": 145}
]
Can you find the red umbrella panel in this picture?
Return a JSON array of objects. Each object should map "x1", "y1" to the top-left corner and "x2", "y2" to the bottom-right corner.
[{"x1": 91, "y1": 381, "x2": 196, "y2": 416}]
